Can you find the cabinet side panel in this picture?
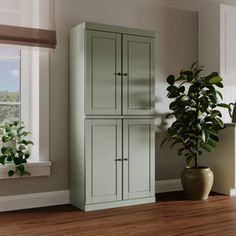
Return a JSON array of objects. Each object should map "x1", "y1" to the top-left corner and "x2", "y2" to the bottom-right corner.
[
  {"x1": 70, "y1": 30, "x2": 85, "y2": 208},
  {"x1": 201, "y1": 125, "x2": 235, "y2": 195},
  {"x1": 199, "y1": 5, "x2": 220, "y2": 74}
]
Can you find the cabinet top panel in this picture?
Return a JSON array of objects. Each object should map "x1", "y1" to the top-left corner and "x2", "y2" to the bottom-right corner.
[{"x1": 70, "y1": 22, "x2": 155, "y2": 38}]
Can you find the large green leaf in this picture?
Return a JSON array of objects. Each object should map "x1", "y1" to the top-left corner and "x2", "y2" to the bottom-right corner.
[
  {"x1": 212, "y1": 117, "x2": 224, "y2": 128},
  {"x1": 13, "y1": 157, "x2": 24, "y2": 165},
  {"x1": 209, "y1": 134, "x2": 219, "y2": 142},
  {"x1": 179, "y1": 86, "x2": 185, "y2": 93},
  {"x1": 188, "y1": 84, "x2": 199, "y2": 94},
  {"x1": 216, "y1": 91, "x2": 223, "y2": 100},
  {"x1": 209, "y1": 94, "x2": 218, "y2": 103},
  {"x1": 1, "y1": 147, "x2": 12, "y2": 154},
  {"x1": 201, "y1": 129, "x2": 209, "y2": 143},
  {"x1": 160, "y1": 137, "x2": 169, "y2": 148},
  {"x1": 211, "y1": 110, "x2": 222, "y2": 118},
  {"x1": 17, "y1": 126, "x2": 24, "y2": 134},
  {"x1": 169, "y1": 101, "x2": 177, "y2": 110},
  {"x1": 2, "y1": 136, "x2": 8, "y2": 143},
  {"x1": 215, "y1": 82, "x2": 224, "y2": 88},
  {"x1": 167, "y1": 85, "x2": 178, "y2": 92},
  {"x1": 167, "y1": 75, "x2": 175, "y2": 85},
  {"x1": 168, "y1": 91, "x2": 179, "y2": 98},
  {"x1": 217, "y1": 103, "x2": 230, "y2": 108},
  {"x1": 178, "y1": 147, "x2": 185, "y2": 156},
  {"x1": 20, "y1": 140, "x2": 34, "y2": 145},
  {"x1": 206, "y1": 138, "x2": 217, "y2": 148},
  {"x1": 8, "y1": 170, "x2": 15, "y2": 177},
  {"x1": 201, "y1": 144, "x2": 212, "y2": 152},
  {"x1": 200, "y1": 96, "x2": 209, "y2": 112},
  {"x1": 0, "y1": 155, "x2": 6, "y2": 165},
  {"x1": 182, "y1": 70, "x2": 193, "y2": 80},
  {"x1": 168, "y1": 127, "x2": 177, "y2": 136},
  {"x1": 206, "y1": 128, "x2": 217, "y2": 135}
]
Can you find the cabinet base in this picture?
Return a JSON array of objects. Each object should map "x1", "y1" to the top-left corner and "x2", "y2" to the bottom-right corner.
[{"x1": 72, "y1": 197, "x2": 156, "y2": 212}]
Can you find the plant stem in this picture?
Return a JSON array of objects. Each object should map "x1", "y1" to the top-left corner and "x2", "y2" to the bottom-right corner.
[
  {"x1": 195, "y1": 87, "x2": 200, "y2": 169},
  {"x1": 195, "y1": 153, "x2": 199, "y2": 169}
]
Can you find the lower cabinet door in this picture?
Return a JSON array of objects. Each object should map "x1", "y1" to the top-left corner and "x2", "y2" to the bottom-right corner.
[
  {"x1": 123, "y1": 119, "x2": 155, "y2": 200},
  {"x1": 85, "y1": 119, "x2": 122, "y2": 204}
]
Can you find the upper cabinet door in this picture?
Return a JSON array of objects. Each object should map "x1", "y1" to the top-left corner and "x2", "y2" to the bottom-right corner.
[
  {"x1": 123, "y1": 35, "x2": 155, "y2": 116},
  {"x1": 86, "y1": 30, "x2": 122, "y2": 115},
  {"x1": 220, "y1": 5, "x2": 236, "y2": 81}
]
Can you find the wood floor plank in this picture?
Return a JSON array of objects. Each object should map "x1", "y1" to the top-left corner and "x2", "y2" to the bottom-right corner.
[{"x1": 1, "y1": 192, "x2": 236, "y2": 236}]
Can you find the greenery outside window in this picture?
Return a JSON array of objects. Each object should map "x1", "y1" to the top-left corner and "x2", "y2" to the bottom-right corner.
[
  {"x1": 0, "y1": 48, "x2": 21, "y2": 123},
  {"x1": 0, "y1": 47, "x2": 31, "y2": 130}
]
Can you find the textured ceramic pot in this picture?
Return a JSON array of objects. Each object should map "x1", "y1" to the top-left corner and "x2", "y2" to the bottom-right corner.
[{"x1": 181, "y1": 167, "x2": 214, "y2": 200}]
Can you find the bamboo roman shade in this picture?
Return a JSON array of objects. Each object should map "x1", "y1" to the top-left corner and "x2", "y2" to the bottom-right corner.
[{"x1": 0, "y1": 0, "x2": 56, "y2": 49}]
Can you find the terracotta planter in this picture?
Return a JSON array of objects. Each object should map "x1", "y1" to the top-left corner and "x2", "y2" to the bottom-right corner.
[{"x1": 181, "y1": 167, "x2": 214, "y2": 200}]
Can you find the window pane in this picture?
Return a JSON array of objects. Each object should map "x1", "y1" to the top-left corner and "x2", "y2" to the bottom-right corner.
[
  {"x1": 0, "y1": 48, "x2": 20, "y2": 58},
  {"x1": 0, "y1": 59, "x2": 20, "y2": 102},
  {"x1": 0, "y1": 105, "x2": 20, "y2": 124}
]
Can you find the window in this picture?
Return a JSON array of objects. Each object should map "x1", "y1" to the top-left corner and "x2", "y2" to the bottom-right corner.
[
  {"x1": 0, "y1": 47, "x2": 31, "y2": 130},
  {"x1": 0, "y1": 48, "x2": 21, "y2": 124},
  {"x1": 0, "y1": 46, "x2": 51, "y2": 178},
  {"x1": 0, "y1": 0, "x2": 56, "y2": 179}
]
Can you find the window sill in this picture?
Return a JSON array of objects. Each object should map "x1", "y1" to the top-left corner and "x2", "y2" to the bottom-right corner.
[{"x1": 0, "y1": 161, "x2": 52, "y2": 179}]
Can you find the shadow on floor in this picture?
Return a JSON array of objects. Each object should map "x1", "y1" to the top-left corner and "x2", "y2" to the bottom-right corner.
[{"x1": 156, "y1": 191, "x2": 225, "y2": 202}]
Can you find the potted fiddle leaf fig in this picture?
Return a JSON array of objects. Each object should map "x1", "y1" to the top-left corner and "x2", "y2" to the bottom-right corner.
[
  {"x1": 162, "y1": 62, "x2": 231, "y2": 200},
  {"x1": 0, "y1": 120, "x2": 33, "y2": 177}
]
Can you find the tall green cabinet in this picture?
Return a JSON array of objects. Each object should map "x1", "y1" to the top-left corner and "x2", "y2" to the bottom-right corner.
[{"x1": 70, "y1": 22, "x2": 155, "y2": 211}]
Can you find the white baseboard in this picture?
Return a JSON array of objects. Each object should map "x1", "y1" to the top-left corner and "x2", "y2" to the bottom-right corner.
[
  {"x1": 0, "y1": 179, "x2": 183, "y2": 212},
  {"x1": 229, "y1": 188, "x2": 236, "y2": 196},
  {"x1": 0, "y1": 190, "x2": 70, "y2": 212},
  {"x1": 156, "y1": 179, "x2": 183, "y2": 193}
]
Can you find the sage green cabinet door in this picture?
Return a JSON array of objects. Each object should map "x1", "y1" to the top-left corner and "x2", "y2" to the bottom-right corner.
[
  {"x1": 86, "y1": 30, "x2": 122, "y2": 115},
  {"x1": 123, "y1": 119, "x2": 155, "y2": 200},
  {"x1": 123, "y1": 35, "x2": 155, "y2": 115},
  {"x1": 85, "y1": 119, "x2": 122, "y2": 204}
]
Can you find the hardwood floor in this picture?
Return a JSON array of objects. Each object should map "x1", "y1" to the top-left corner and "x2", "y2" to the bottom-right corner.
[{"x1": 0, "y1": 192, "x2": 236, "y2": 236}]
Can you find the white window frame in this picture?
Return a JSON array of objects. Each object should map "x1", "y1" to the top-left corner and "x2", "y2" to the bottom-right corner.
[
  {"x1": 21, "y1": 50, "x2": 31, "y2": 132},
  {"x1": 0, "y1": 47, "x2": 51, "y2": 179}
]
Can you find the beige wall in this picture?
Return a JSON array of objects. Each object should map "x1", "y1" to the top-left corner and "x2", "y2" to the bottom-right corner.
[
  {"x1": 1, "y1": 0, "x2": 236, "y2": 197},
  {"x1": 54, "y1": 0, "x2": 198, "y2": 182}
]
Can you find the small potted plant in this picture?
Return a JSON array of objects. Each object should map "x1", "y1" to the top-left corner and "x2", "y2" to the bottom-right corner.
[
  {"x1": 162, "y1": 62, "x2": 231, "y2": 200},
  {"x1": 0, "y1": 120, "x2": 33, "y2": 177}
]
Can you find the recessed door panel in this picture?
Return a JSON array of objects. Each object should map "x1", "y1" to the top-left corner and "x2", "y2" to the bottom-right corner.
[
  {"x1": 123, "y1": 119, "x2": 155, "y2": 199},
  {"x1": 86, "y1": 30, "x2": 121, "y2": 115},
  {"x1": 123, "y1": 35, "x2": 155, "y2": 115},
  {"x1": 86, "y1": 119, "x2": 122, "y2": 204}
]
